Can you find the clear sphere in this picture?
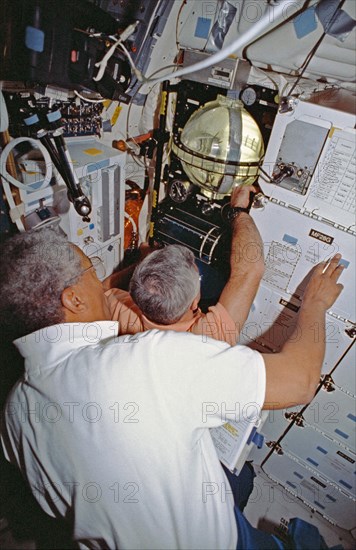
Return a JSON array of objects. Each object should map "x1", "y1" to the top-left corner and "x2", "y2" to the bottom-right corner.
[{"x1": 172, "y1": 95, "x2": 264, "y2": 198}]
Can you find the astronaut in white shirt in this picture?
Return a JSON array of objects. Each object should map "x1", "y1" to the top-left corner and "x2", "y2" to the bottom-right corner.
[{"x1": 0, "y1": 228, "x2": 343, "y2": 549}]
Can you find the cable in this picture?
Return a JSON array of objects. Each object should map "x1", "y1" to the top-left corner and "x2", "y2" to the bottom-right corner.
[
  {"x1": 74, "y1": 90, "x2": 106, "y2": 104},
  {"x1": 117, "y1": 42, "x2": 143, "y2": 81},
  {"x1": 118, "y1": 64, "x2": 181, "y2": 212},
  {"x1": 143, "y1": 0, "x2": 296, "y2": 85},
  {"x1": 0, "y1": 96, "x2": 23, "y2": 230},
  {"x1": 175, "y1": 0, "x2": 188, "y2": 51},
  {"x1": 0, "y1": 91, "x2": 9, "y2": 132},
  {"x1": 1, "y1": 177, "x2": 25, "y2": 231},
  {"x1": 93, "y1": 22, "x2": 140, "y2": 83},
  {"x1": 125, "y1": 64, "x2": 179, "y2": 141},
  {"x1": 0, "y1": 137, "x2": 52, "y2": 191},
  {"x1": 124, "y1": 211, "x2": 138, "y2": 234},
  {"x1": 94, "y1": 38, "x2": 123, "y2": 82},
  {"x1": 122, "y1": 3, "x2": 161, "y2": 64},
  {"x1": 122, "y1": 63, "x2": 179, "y2": 173},
  {"x1": 0, "y1": 137, "x2": 53, "y2": 231}
]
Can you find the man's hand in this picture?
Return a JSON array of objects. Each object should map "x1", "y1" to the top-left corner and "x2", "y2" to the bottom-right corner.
[
  {"x1": 302, "y1": 254, "x2": 344, "y2": 311},
  {"x1": 262, "y1": 254, "x2": 345, "y2": 410},
  {"x1": 230, "y1": 185, "x2": 256, "y2": 209}
]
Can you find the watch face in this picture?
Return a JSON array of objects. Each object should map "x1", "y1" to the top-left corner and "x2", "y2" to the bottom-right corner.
[
  {"x1": 240, "y1": 87, "x2": 257, "y2": 106},
  {"x1": 168, "y1": 179, "x2": 192, "y2": 203}
]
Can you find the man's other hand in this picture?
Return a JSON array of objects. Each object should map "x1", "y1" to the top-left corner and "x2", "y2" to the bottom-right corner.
[
  {"x1": 230, "y1": 185, "x2": 256, "y2": 209},
  {"x1": 302, "y1": 254, "x2": 344, "y2": 312}
]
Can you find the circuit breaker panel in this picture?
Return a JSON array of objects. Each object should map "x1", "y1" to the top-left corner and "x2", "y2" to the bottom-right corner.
[{"x1": 239, "y1": 90, "x2": 356, "y2": 533}]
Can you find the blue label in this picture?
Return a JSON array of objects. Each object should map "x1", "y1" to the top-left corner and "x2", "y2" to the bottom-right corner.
[
  {"x1": 282, "y1": 234, "x2": 298, "y2": 245},
  {"x1": 195, "y1": 17, "x2": 211, "y2": 39},
  {"x1": 25, "y1": 26, "x2": 45, "y2": 52},
  {"x1": 293, "y1": 7, "x2": 317, "y2": 39}
]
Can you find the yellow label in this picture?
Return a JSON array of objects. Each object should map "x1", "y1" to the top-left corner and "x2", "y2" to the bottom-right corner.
[
  {"x1": 328, "y1": 127, "x2": 340, "y2": 138},
  {"x1": 20, "y1": 169, "x2": 37, "y2": 176},
  {"x1": 160, "y1": 91, "x2": 167, "y2": 115},
  {"x1": 149, "y1": 221, "x2": 154, "y2": 238},
  {"x1": 83, "y1": 148, "x2": 103, "y2": 156},
  {"x1": 223, "y1": 423, "x2": 238, "y2": 437},
  {"x1": 152, "y1": 190, "x2": 157, "y2": 208},
  {"x1": 111, "y1": 105, "x2": 122, "y2": 126}
]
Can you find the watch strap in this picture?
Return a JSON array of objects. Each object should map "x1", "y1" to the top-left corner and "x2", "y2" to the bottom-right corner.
[{"x1": 227, "y1": 206, "x2": 250, "y2": 222}]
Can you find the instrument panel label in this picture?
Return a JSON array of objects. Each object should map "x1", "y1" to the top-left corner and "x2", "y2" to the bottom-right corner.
[{"x1": 309, "y1": 229, "x2": 334, "y2": 245}]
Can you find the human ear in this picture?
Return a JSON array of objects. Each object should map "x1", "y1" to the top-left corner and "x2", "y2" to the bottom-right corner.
[
  {"x1": 61, "y1": 286, "x2": 86, "y2": 314},
  {"x1": 190, "y1": 297, "x2": 199, "y2": 313}
]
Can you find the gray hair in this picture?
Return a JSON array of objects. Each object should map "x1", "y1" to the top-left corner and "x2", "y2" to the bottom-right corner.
[
  {"x1": 129, "y1": 244, "x2": 200, "y2": 325},
  {"x1": 0, "y1": 227, "x2": 82, "y2": 339}
]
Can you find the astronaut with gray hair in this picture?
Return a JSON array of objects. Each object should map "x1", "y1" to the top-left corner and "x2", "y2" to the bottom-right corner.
[
  {"x1": 130, "y1": 244, "x2": 201, "y2": 325},
  {"x1": 105, "y1": 184, "x2": 265, "y2": 345}
]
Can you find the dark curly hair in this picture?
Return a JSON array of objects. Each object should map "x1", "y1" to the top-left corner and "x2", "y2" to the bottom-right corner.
[{"x1": 0, "y1": 227, "x2": 82, "y2": 340}]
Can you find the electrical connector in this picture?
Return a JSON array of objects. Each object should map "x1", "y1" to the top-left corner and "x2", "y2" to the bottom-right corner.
[{"x1": 119, "y1": 21, "x2": 139, "y2": 43}]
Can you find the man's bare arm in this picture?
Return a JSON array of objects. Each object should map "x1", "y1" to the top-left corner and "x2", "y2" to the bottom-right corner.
[
  {"x1": 219, "y1": 186, "x2": 265, "y2": 342},
  {"x1": 102, "y1": 243, "x2": 157, "y2": 291},
  {"x1": 262, "y1": 254, "x2": 344, "y2": 410},
  {"x1": 102, "y1": 263, "x2": 136, "y2": 291}
]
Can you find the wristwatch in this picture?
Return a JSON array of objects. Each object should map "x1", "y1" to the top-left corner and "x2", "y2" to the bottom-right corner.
[{"x1": 226, "y1": 206, "x2": 250, "y2": 223}]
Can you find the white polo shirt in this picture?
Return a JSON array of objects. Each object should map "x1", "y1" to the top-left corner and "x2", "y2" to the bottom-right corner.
[{"x1": 2, "y1": 322, "x2": 265, "y2": 550}]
